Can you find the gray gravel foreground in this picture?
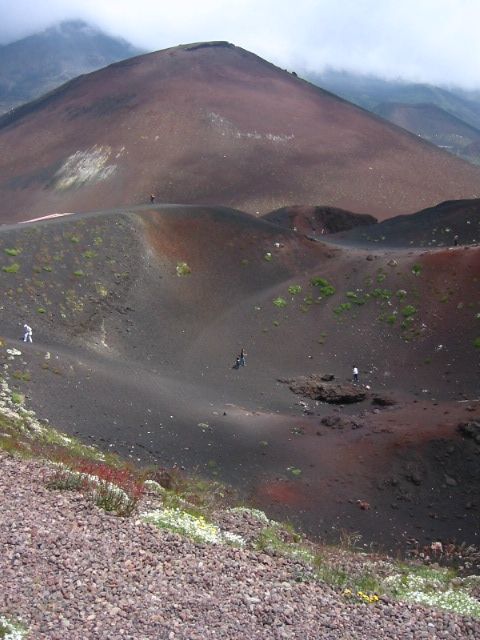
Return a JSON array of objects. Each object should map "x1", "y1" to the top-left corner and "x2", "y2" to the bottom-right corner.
[{"x1": 1, "y1": 454, "x2": 479, "y2": 640}]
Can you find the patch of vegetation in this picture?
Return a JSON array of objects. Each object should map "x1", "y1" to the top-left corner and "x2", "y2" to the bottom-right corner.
[
  {"x1": 286, "y1": 466, "x2": 302, "y2": 477},
  {"x1": 176, "y1": 261, "x2": 191, "y2": 276},
  {"x1": 371, "y1": 288, "x2": 392, "y2": 300},
  {"x1": 4, "y1": 248, "x2": 21, "y2": 256},
  {"x1": 288, "y1": 284, "x2": 302, "y2": 295},
  {"x1": 401, "y1": 305, "x2": 417, "y2": 318},
  {"x1": 474, "y1": 337, "x2": 480, "y2": 349},
  {"x1": 37, "y1": 307, "x2": 46, "y2": 314},
  {"x1": 396, "y1": 289, "x2": 407, "y2": 299},
  {"x1": 69, "y1": 234, "x2": 80, "y2": 243},
  {"x1": 333, "y1": 302, "x2": 352, "y2": 315},
  {"x1": 2, "y1": 263, "x2": 20, "y2": 273},
  {"x1": 411, "y1": 264, "x2": 422, "y2": 276},
  {"x1": 73, "y1": 270, "x2": 85, "y2": 277},
  {"x1": 273, "y1": 297, "x2": 287, "y2": 308},
  {"x1": 264, "y1": 252, "x2": 273, "y2": 262},
  {"x1": 12, "y1": 371, "x2": 31, "y2": 382},
  {"x1": 11, "y1": 392, "x2": 24, "y2": 405},
  {"x1": 0, "y1": 615, "x2": 28, "y2": 639},
  {"x1": 42, "y1": 265, "x2": 53, "y2": 272},
  {"x1": 385, "y1": 314, "x2": 397, "y2": 325},
  {"x1": 82, "y1": 250, "x2": 95, "y2": 259},
  {"x1": 311, "y1": 277, "x2": 335, "y2": 297},
  {"x1": 93, "y1": 236, "x2": 103, "y2": 245}
]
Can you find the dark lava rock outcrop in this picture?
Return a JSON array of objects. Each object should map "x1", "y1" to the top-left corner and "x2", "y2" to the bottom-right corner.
[
  {"x1": 281, "y1": 375, "x2": 367, "y2": 404},
  {"x1": 458, "y1": 418, "x2": 480, "y2": 443}
]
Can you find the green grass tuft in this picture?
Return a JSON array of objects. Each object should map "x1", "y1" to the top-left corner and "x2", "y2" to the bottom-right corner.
[{"x1": 2, "y1": 263, "x2": 20, "y2": 273}]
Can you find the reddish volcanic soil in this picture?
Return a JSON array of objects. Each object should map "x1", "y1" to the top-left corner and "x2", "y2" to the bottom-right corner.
[
  {"x1": 0, "y1": 203, "x2": 478, "y2": 551},
  {"x1": 1, "y1": 42, "x2": 480, "y2": 223}
]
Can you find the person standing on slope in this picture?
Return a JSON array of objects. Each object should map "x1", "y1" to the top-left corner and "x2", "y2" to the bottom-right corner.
[
  {"x1": 240, "y1": 348, "x2": 247, "y2": 367},
  {"x1": 352, "y1": 365, "x2": 359, "y2": 384},
  {"x1": 23, "y1": 324, "x2": 32, "y2": 343}
]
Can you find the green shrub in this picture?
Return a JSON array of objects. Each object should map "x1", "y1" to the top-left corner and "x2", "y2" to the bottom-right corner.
[
  {"x1": 73, "y1": 270, "x2": 85, "y2": 277},
  {"x1": 412, "y1": 264, "x2": 422, "y2": 276},
  {"x1": 2, "y1": 263, "x2": 20, "y2": 273},
  {"x1": 474, "y1": 337, "x2": 480, "y2": 349},
  {"x1": 176, "y1": 261, "x2": 191, "y2": 276},
  {"x1": 4, "y1": 248, "x2": 21, "y2": 256},
  {"x1": 402, "y1": 305, "x2": 417, "y2": 317},
  {"x1": 333, "y1": 302, "x2": 352, "y2": 315},
  {"x1": 288, "y1": 284, "x2": 302, "y2": 295},
  {"x1": 273, "y1": 297, "x2": 287, "y2": 308},
  {"x1": 371, "y1": 288, "x2": 392, "y2": 300}
]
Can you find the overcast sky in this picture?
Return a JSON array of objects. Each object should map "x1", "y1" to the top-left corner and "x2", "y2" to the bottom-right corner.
[{"x1": 1, "y1": 0, "x2": 479, "y2": 88}]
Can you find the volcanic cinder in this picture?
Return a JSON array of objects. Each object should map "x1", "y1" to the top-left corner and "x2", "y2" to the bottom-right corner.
[
  {"x1": 1, "y1": 41, "x2": 480, "y2": 223},
  {"x1": 0, "y1": 198, "x2": 479, "y2": 549}
]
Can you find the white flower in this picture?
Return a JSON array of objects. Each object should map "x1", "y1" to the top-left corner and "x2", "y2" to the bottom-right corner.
[
  {"x1": 0, "y1": 616, "x2": 28, "y2": 639},
  {"x1": 141, "y1": 508, "x2": 245, "y2": 546},
  {"x1": 228, "y1": 507, "x2": 272, "y2": 525}
]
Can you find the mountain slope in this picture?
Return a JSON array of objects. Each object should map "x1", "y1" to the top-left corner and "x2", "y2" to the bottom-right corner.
[
  {"x1": 0, "y1": 204, "x2": 479, "y2": 546},
  {"x1": 373, "y1": 102, "x2": 480, "y2": 165},
  {"x1": 1, "y1": 42, "x2": 480, "y2": 222},
  {"x1": 0, "y1": 20, "x2": 143, "y2": 114},
  {"x1": 307, "y1": 69, "x2": 480, "y2": 130}
]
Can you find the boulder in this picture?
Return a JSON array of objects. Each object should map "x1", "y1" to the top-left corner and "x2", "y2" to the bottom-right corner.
[{"x1": 281, "y1": 375, "x2": 367, "y2": 404}]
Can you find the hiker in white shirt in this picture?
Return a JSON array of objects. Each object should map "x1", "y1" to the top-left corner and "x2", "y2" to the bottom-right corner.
[
  {"x1": 352, "y1": 366, "x2": 359, "y2": 383},
  {"x1": 23, "y1": 324, "x2": 32, "y2": 343}
]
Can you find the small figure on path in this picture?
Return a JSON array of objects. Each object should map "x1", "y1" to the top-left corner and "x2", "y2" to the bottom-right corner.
[
  {"x1": 150, "y1": 194, "x2": 156, "y2": 204},
  {"x1": 23, "y1": 324, "x2": 32, "y2": 343},
  {"x1": 232, "y1": 356, "x2": 241, "y2": 370},
  {"x1": 352, "y1": 365, "x2": 359, "y2": 384},
  {"x1": 240, "y1": 348, "x2": 247, "y2": 367},
  {"x1": 453, "y1": 235, "x2": 459, "y2": 246}
]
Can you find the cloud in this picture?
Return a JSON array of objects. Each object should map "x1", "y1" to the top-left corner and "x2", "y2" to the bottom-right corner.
[{"x1": 0, "y1": 0, "x2": 479, "y2": 88}]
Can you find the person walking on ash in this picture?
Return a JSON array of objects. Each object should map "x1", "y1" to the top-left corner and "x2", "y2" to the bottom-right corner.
[
  {"x1": 239, "y1": 348, "x2": 247, "y2": 367},
  {"x1": 352, "y1": 365, "x2": 359, "y2": 384},
  {"x1": 23, "y1": 324, "x2": 33, "y2": 343}
]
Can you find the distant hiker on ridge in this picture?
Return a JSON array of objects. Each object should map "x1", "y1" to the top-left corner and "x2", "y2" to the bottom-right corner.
[
  {"x1": 352, "y1": 365, "x2": 359, "y2": 384},
  {"x1": 232, "y1": 356, "x2": 241, "y2": 370},
  {"x1": 23, "y1": 324, "x2": 32, "y2": 343},
  {"x1": 150, "y1": 194, "x2": 156, "y2": 204},
  {"x1": 453, "y1": 235, "x2": 459, "y2": 246}
]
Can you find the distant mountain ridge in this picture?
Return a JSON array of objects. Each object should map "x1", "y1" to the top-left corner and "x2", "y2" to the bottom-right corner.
[
  {"x1": 373, "y1": 102, "x2": 480, "y2": 165},
  {"x1": 306, "y1": 69, "x2": 480, "y2": 165},
  {"x1": 0, "y1": 20, "x2": 143, "y2": 114}
]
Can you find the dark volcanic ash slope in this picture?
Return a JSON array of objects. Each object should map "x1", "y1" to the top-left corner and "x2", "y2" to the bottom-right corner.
[
  {"x1": 329, "y1": 198, "x2": 480, "y2": 248},
  {"x1": 1, "y1": 205, "x2": 480, "y2": 547},
  {"x1": 1, "y1": 42, "x2": 480, "y2": 223},
  {"x1": 263, "y1": 205, "x2": 377, "y2": 236}
]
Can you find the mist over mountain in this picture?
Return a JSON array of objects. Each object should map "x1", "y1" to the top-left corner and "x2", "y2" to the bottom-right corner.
[
  {"x1": 0, "y1": 20, "x2": 143, "y2": 114},
  {"x1": 306, "y1": 68, "x2": 480, "y2": 165}
]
